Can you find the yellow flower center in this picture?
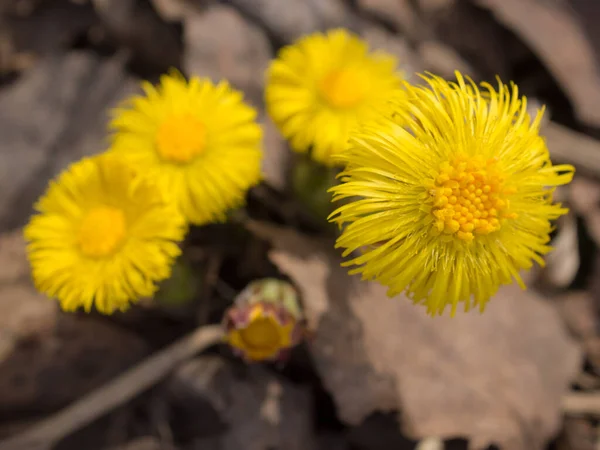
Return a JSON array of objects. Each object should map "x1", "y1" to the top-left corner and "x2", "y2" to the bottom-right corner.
[
  {"x1": 319, "y1": 69, "x2": 366, "y2": 108},
  {"x1": 78, "y1": 206, "x2": 127, "y2": 257},
  {"x1": 429, "y1": 154, "x2": 517, "y2": 242},
  {"x1": 155, "y1": 114, "x2": 206, "y2": 163},
  {"x1": 240, "y1": 315, "x2": 282, "y2": 350}
]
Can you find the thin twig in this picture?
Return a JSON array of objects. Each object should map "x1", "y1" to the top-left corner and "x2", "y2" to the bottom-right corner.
[
  {"x1": 563, "y1": 391, "x2": 600, "y2": 416},
  {"x1": 0, "y1": 325, "x2": 223, "y2": 450}
]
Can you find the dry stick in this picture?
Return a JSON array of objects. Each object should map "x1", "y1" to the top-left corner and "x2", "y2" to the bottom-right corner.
[
  {"x1": 0, "y1": 325, "x2": 224, "y2": 450},
  {"x1": 563, "y1": 391, "x2": 600, "y2": 416}
]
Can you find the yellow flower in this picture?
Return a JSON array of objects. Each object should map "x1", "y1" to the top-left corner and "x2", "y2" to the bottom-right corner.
[
  {"x1": 329, "y1": 72, "x2": 575, "y2": 316},
  {"x1": 109, "y1": 72, "x2": 263, "y2": 225},
  {"x1": 265, "y1": 28, "x2": 404, "y2": 166},
  {"x1": 225, "y1": 303, "x2": 297, "y2": 361},
  {"x1": 24, "y1": 154, "x2": 187, "y2": 314}
]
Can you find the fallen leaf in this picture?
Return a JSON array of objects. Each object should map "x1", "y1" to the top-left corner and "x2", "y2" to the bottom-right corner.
[
  {"x1": 475, "y1": 0, "x2": 600, "y2": 128},
  {"x1": 149, "y1": 0, "x2": 210, "y2": 21},
  {"x1": 540, "y1": 213, "x2": 580, "y2": 289},
  {"x1": 0, "y1": 230, "x2": 56, "y2": 363},
  {"x1": 183, "y1": 5, "x2": 270, "y2": 104},
  {"x1": 0, "y1": 228, "x2": 29, "y2": 284},
  {"x1": 553, "y1": 416, "x2": 596, "y2": 450},
  {"x1": 221, "y1": 0, "x2": 354, "y2": 44},
  {"x1": 416, "y1": 0, "x2": 513, "y2": 81},
  {"x1": 0, "y1": 52, "x2": 139, "y2": 231},
  {"x1": 116, "y1": 437, "x2": 163, "y2": 450},
  {"x1": 92, "y1": 0, "x2": 182, "y2": 69},
  {"x1": 0, "y1": 229, "x2": 148, "y2": 415},
  {"x1": 248, "y1": 221, "x2": 582, "y2": 450},
  {"x1": 569, "y1": 177, "x2": 600, "y2": 215},
  {"x1": 359, "y1": 23, "x2": 425, "y2": 84},
  {"x1": 553, "y1": 291, "x2": 597, "y2": 341},
  {"x1": 568, "y1": 176, "x2": 600, "y2": 248},
  {"x1": 356, "y1": 0, "x2": 422, "y2": 39},
  {"x1": 4, "y1": 0, "x2": 96, "y2": 57},
  {"x1": 418, "y1": 40, "x2": 477, "y2": 79},
  {"x1": 168, "y1": 356, "x2": 316, "y2": 450}
]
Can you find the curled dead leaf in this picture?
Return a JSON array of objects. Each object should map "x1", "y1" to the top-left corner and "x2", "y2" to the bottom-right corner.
[
  {"x1": 248, "y1": 221, "x2": 582, "y2": 450},
  {"x1": 475, "y1": 0, "x2": 600, "y2": 128},
  {"x1": 540, "y1": 213, "x2": 580, "y2": 289}
]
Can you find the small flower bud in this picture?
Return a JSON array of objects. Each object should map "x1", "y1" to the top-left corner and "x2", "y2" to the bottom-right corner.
[{"x1": 223, "y1": 278, "x2": 305, "y2": 362}]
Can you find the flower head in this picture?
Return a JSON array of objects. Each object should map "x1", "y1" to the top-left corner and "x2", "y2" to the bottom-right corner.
[
  {"x1": 330, "y1": 72, "x2": 575, "y2": 316},
  {"x1": 109, "y1": 72, "x2": 263, "y2": 225},
  {"x1": 265, "y1": 28, "x2": 404, "y2": 166},
  {"x1": 24, "y1": 154, "x2": 187, "y2": 314},
  {"x1": 224, "y1": 279, "x2": 305, "y2": 361}
]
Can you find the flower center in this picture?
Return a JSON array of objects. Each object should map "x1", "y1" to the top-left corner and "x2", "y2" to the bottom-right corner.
[
  {"x1": 429, "y1": 154, "x2": 517, "y2": 242},
  {"x1": 155, "y1": 114, "x2": 206, "y2": 163},
  {"x1": 78, "y1": 206, "x2": 127, "y2": 257},
  {"x1": 319, "y1": 69, "x2": 366, "y2": 108},
  {"x1": 240, "y1": 315, "x2": 282, "y2": 349}
]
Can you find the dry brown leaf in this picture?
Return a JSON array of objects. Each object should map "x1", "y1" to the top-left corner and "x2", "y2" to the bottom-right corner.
[
  {"x1": 248, "y1": 221, "x2": 582, "y2": 450},
  {"x1": 540, "y1": 213, "x2": 580, "y2": 289},
  {"x1": 569, "y1": 177, "x2": 600, "y2": 215},
  {"x1": 222, "y1": 0, "x2": 354, "y2": 44},
  {"x1": 554, "y1": 291, "x2": 597, "y2": 341},
  {"x1": 3, "y1": 0, "x2": 96, "y2": 58},
  {"x1": 115, "y1": 437, "x2": 163, "y2": 450},
  {"x1": 568, "y1": 176, "x2": 600, "y2": 248},
  {"x1": 553, "y1": 416, "x2": 596, "y2": 450},
  {"x1": 0, "y1": 228, "x2": 29, "y2": 284},
  {"x1": 418, "y1": 0, "x2": 455, "y2": 14},
  {"x1": 0, "y1": 52, "x2": 138, "y2": 231},
  {"x1": 149, "y1": 0, "x2": 210, "y2": 21},
  {"x1": 0, "y1": 229, "x2": 57, "y2": 364},
  {"x1": 92, "y1": 0, "x2": 182, "y2": 69},
  {"x1": 475, "y1": 0, "x2": 600, "y2": 127},
  {"x1": 168, "y1": 356, "x2": 316, "y2": 450},
  {"x1": 584, "y1": 210, "x2": 600, "y2": 249},
  {"x1": 0, "y1": 229, "x2": 148, "y2": 418},
  {"x1": 356, "y1": 0, "x2": 477, "y2": 79},
  {"x1": 356, "y1": 0, "x2": 422, "y2": 39},
  {"x1": 359, "y1": 24, "x2": 425, "y2": 84},
  {"x1": 418, "y1": 40, "x2": 477, "y2": 79},
  {"x1": 416, "y1": 0, "x2": 513, "y2": 81},
  {"x1": 183, "y1": 5, "x2": 270, "y2": 104}
]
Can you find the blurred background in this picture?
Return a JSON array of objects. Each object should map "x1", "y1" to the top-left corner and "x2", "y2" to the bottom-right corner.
[{"x1": 1, "y1": 0, "x2": 600, "y2": 449}]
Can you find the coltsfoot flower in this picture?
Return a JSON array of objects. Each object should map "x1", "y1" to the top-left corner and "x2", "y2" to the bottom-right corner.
[
  {"x1": 24, "y1": 154, "x2": 187, "y2": 314},
  {"x1": 329, "y1": 72, "x2": 575, "y2": 316},
  {"x1": 224, "y1": 278, "x2": 305, "y2": 361},
  {"x1": 265, "y1": 28, "x2": 404, "y2": 166},
  {"x1": 110, "y1": 72, "x2": 263, "y2": 225}
]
